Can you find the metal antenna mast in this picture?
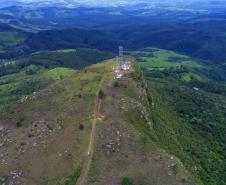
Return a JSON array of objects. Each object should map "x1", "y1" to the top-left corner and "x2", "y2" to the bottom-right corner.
[
  {"x1": 119, "y1": 46, "x2": 124, "y2": 67},
  {"x1": 115, "y1": 46, "x2": 130, "y2": 79},
  {"x1": 116, "y1": 56, "x2": 119, "y2": 70}
]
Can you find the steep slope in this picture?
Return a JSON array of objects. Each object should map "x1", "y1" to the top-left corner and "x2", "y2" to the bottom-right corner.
[
  {"x1": 0, "y1": 58, "x2": 195, "y2": 185},
  {"x1": 147, "y1": 77, "x2": 226, "y2": 185},
  {"x1": 131, "y1": 48, "x2": 226, "y2": 185}
]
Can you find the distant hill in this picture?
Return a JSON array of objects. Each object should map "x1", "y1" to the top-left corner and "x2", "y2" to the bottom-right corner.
[
  {"x1": 0, "y1": 26, "x2": 126, "y2": 59},
  {"x1": 115, "y1": 19, "x2": 226, "y2": 64},
  {"x1": 19, "y1": 48, "x2": 114, "y2": 69},
  {"x1": 0, "y1": 23, "x2": 28, "y2": 58},
  {"x1": 25, "y1": 28, "x2": 126, "y2": 53},
  {"x1": 0, "y1": 48, "x2": 114, "y2": 77}
]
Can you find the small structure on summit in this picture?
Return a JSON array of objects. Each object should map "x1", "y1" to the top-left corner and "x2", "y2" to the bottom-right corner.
[{"x1": 115, "y1": 46, "x2": 130, "y2": 79}]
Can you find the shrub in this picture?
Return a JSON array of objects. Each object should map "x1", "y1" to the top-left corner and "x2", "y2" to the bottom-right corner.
[
  {"x1": 46, "y1": 124, "x2": 53, "y2": 130},
  {"x1": 114, "y1": 81, "x2": 120, "y2": 87},
  {"x1": 28, "y1": 134, "x2": 34, "y2": 138},
  {"x1": 79, "y1": 124, "x2": 84, "y2": 130},
  {"x1": 98, "y1": 90, "x2": 105, "y2": 99},
  {"x1": 16, "y1": 115, "x2": 24, "y2": 127},
  {"x1": 16, "y1": 121, "x2": 22, "y2": 127},
  {"x1": 171, "y1": 164, "x2": 178, "y2": 175},
  {"x1": 64, "y1": 165, "x2": 82, "y2": 185},
  {"x1": 122, "y1": 177, "x2": 132, "y2": 185}
]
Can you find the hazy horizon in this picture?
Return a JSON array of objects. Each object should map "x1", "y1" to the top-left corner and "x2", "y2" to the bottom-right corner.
[{"x1": 4, "y1": 0, "x2": 226, "y2": 7}]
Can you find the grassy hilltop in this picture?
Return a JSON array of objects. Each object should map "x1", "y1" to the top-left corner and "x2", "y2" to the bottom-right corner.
[
  {"x1": 0, "y1": 58, "x2": 196, "y2": 185},
  {"x1": 0, "y1": 60, "x2": 111, "y2": 185},
  {"x1": 87, "y1": 59, "x2": 195, "y2": 185}
]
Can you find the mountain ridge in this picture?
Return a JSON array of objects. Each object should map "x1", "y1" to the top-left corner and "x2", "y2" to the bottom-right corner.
[{"x1": 0, "y1": 58, "x2": 197, "y2": 185}]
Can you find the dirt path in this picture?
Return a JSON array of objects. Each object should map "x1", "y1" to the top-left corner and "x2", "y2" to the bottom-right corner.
[{"x1": 75, "y1": 96, "x2": 102, "y2": 185}]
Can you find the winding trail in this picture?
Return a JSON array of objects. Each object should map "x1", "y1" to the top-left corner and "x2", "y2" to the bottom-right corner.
[{"x1": 75, "y1": 85, "x2": 103, "y2": 185}]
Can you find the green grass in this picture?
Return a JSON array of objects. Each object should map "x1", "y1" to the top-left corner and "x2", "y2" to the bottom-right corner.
[
  {"x1": 63, "y1": 165, "x2": 82, "y2": 185},
  {"x1": 128, "y1": 48, "x2": 203, "y2": 70},
  {"x1": 43, "y1": 67, "x2": 76, "y2": 80},
  {"x1": 181, "y1": 72, "x2": 203, "y2": 82},
  {"x1": 0, "y1": 65, "x2": 76, "y2": 104}
]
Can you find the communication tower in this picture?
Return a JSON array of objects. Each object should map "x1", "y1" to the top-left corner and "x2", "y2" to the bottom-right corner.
[{"x1": 119, "y1": 46, "x2": 124, "y2": 67}]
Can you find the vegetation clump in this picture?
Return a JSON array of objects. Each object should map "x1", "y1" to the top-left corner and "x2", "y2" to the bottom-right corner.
[
  {"x1": 63, "y1": 165, "x2": 82, "y2": 185},
  {"x1": 122, "y1": 177, "x2": 133, "y2": 185},
  {"x1": 46, "y1": 124, "x2": 53, "y2": 130},
  {"x1": 114, "y1": 81, "x2": 120, "y2": 87},
  {"x1": 16, "y1": 115, "x2": 25, "y2": 127},
  {"x1": 16, "y1": 121, "x2": 22, "y2": 127},
  {"x1": 171, "y1": 164, "x2": 178, "y2": 175},
  {"x1": 98, "y1": 89, "x2": 105, "y2": 99},
  {"x1": 79, "y1": 124, "x2": 84, "y2": 130}
]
